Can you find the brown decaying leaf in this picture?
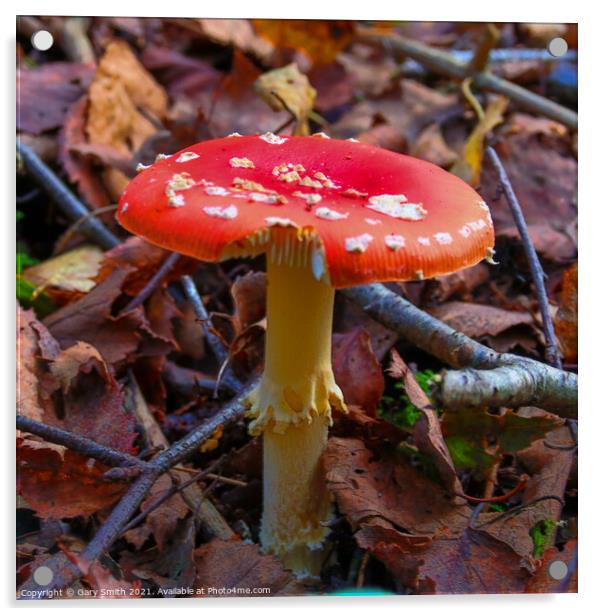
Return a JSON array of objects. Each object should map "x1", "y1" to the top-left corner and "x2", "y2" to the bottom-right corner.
[
  {"x1": 59, "y1": 95, "x2": 113, "y2": 210},
  {"x1": 428, "y1": 301, "x2": 536, "y2": 353},
  {"x1": 410, "y1": 122, "x2": 458, "y2": 168},
  {"x1": 17, "y1": 438, "x2": 127, "y2": 518},
  {"x1": 127, "y1": 516, "x2": 197, "y2": 591},
  {"x1": 17, "y1": 62, "x2": 95, "y2": 134},
  {"x1": 325, "y1": 437, "x2": 553, "y2": 594},
  {"x1": 337, "y1": 44, "x2": 399, "y2": 98},
  {"x1": 324, "y1": 437, "x2": 471, "y2": 536},
  {"x1": 230, "y1": 271, "x2": 267, "y2": 334},
  {"x1": 496, "y1": 224, "x2": 576, "y2": 264},
  {"x1": 48, "y1": 341, "x2": 136, "y2": 452},
  {"x1": 194, "y1": 538, "x2": 303, "y2": 596},
  {"x1": 255, "y1": 63, "x2": 316, "y2": 136},
  {"x1": 553, "y1": 262, "x2": 577, "y2": 363},
  {"x1": 124, "y1": 474, "x2": 189, "y2": 552},
  {"x1": 332, "y1": 328, "x2": 385, "y2": 416},
  {"x1": 17, "y1": 307, "x2": 61, "y2": 422},
  {"x1": 253, "y1": 19, "x2": 356, "y2": 66},
  {"x1": 359, "y1": 523, "x2": 532, "y2": 594},
  {"x1": 479, "y1": 415, "x2": 574, "y2": 559},
  {"x1": 86, "y1": 41, "x2": 168, "y2": 200},
  {"x1": 308, "y1": 62, "x2": 354, "y2": 112},
  {"x1": 22, "y1": 245, "x2": 104, "y2": 305},
  {"x1": 332, "y1": 79, "x2": 457, "y2": 145},
  {"x1": 97, "y1": 236, "x2": 197, "y2": 296},
  {"x1": 18, "y1": 308, "x2": 137, "y2": 452},
  {"x1": 43, "y1": 268, "x2": 175, "y2": 365},
  {"x1": 479, "y1": 113, "x2": 577, "y2": 230},
  {"x1": 388, "y1": 349, "x2": 462, "y2": 495}
]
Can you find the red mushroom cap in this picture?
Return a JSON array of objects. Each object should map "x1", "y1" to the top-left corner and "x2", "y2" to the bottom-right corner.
[{"x1": 117, "y1": 134, "x2": 495, "y2": 287}]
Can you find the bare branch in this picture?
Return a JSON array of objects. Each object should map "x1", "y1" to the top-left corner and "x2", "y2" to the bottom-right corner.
[
  {"x1": 17, "y1": 415, "x2": 143, "y2": 470},
  {"x1": 17, "y1": 142, "x2": 120, "y2": 250},
  {"x1": 485, "y1": 144, "x2": 562, "y2": 369},
  {"x1": 342, "y1": 283, "x2": 577, "y2": 415}
]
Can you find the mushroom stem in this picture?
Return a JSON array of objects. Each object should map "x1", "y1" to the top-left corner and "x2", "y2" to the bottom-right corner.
[{"x1": 246, "y1": 245, "x2": 345, "y2": 577}]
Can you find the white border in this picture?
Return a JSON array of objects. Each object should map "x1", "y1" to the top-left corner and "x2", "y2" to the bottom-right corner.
[{"x1": 4, "y1": 1, "x2": 600, "y2": 613}]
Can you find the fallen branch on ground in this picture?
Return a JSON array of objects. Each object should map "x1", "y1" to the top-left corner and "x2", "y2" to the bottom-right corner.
[{"x1": 342, "y1": 283, "x2": 577, "y2": 417}]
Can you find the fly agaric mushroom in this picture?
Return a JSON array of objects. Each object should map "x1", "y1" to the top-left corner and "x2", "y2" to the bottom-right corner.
[{"x1": 116, "y1": 133, "x2": 495, "y2": 577}]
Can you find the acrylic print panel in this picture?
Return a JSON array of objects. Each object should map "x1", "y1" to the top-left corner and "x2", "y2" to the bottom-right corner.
[{"x1": 16, "y1": 16, "x2": 577, "y2": 600}]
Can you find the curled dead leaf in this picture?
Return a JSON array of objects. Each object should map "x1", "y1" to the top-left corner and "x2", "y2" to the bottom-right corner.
[{"x1": 332, "y1": 328, "x2": 384, "y2": 416}]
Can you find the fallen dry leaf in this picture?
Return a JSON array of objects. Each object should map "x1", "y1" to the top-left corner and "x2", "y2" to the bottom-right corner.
[
  {"x1": 97, "y1": 236, "x2": 197, "y2": 297},
  {"x1": 140, "y1": 45, "x2": 221, "y2": 104},
  {"x1": 337, "y1": 44, "x2": 398, "y2": 98},
  {"x1": 361, "y1": 523, "x2": 532, "y2": 594},
  {"x1": 333, "y1": 79, "x2": 457, "y2": 145},
  {"x1": 479, "y1": 113, "x2": 577, "y2": 229},
  {"x1": 17, "y1": 306, "x2": 61, "y2": 422},
  {"x1": 410, "y1": 122, "x2": 458, "y2": 168},
  {"x1": 127, "y1": 516, "x2": 197, "y2": 592},
  {"x1": 17, "y1": 62, "x2": 95, "y2": 134},
  {"x1": 44, "y1": 268, "x2": 175, "y2": 365},
  {"x1": 421, "y1": 263, "x2": 489, "y2": 305},
  {"x1": 553, "y1": 262, "x2": 577, "y2": 363},
  {"x1": 124, "y1": 473, "x2": 189, "y2": 552},
  {"x1": 22, "y1": 245, "x2": 104, "y2": 305},
  {"x1": 307, "y1": 62, "x2": 354, "y2": 112},
  {"x1": 332, "y1": 328, "x2": 385, "y2": 416},
  {"x1": 442, "y1": 406, "x2": 563, "y2": 480},
  {"x1": 230, "y1": 271, "x2": 267, "y2": 334},
  {"x1": 495, "y1": 224, "x2": 576, "y2": 264},
  {"x1": 59, "y1": 95, "x2": 113, "y2": 210},
  {"x1": 255, "y1": 63, "x2": 316, "y2": 135},
  {"x1": 86, "y1": 41, "x2": 168, "y2": 200},
  {"x1": 428, "y1": 301, "x2": 537, "y2": 353},
  {"x1": 47, "y1": 341, "x2": 136, "y2": 452},
  {"x1": 17, "y1": 438, "x2": 127, "y2": 518},
  {"x1": 194, "y1": 538, "x2": 303, "y2": 596},
  {"x1": 324, "y1": 437, "x2": 471, "y2": 536}
]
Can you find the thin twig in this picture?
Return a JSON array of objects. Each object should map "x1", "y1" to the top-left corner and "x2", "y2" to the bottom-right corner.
[
  {"x1": 121, "y1": 252, "x2": 181, "y2": 313},
  {"x1": 16, "y1": 142, "x2": 120, "y2": 250},
  {"x1": 180, "y1": 275, "x2": 244, "y2": 396},
  {"x1": 485, "y1": 144, "x2": 562, "y2": 369},
  {"x1": 53, "y1": 205, "x2": 118, "y2": 254},
  {"x1": 180, "y1": 275, "x2": 229, "y2": 366},
  {"x1": 17, "y1": 415, "x2": 143, "y2": 470}
]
